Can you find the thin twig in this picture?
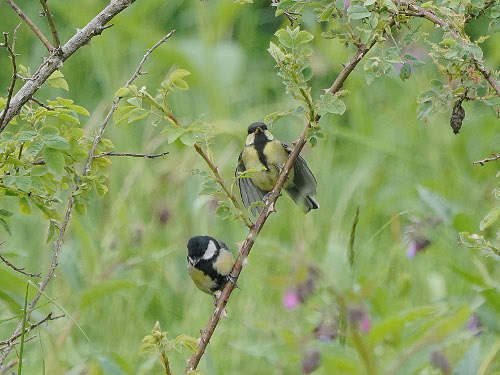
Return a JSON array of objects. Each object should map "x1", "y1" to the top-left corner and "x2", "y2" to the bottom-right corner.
[
  {"x1": 0, "y1": 252, "x2": 41, "y2": 278},
  {"x1": 394, "y1": 0, "x2": 500, "y2": 98},
  {"x1": 0, "y1": 0, "x2": 139, "y2": 131},
  {"x1": 4, "y1": 0, "x2": 53, "y2": 51},
  {"x1": 465, "y1": 0, "x2": 496, "y2": 23},
  {"x1": 165, "y1": 113, "x2": 253, "y2": 228},
  {"x1": 473, "y1": 153, "x2": 500, "y2": 166},
  {"x1": 93, "y1": 151, "x2": 169, "y2": 159},
  {"x1": 0, "y1": 313, "x2": 64, "y2": 347},
  {"x1": 0, "y1": 31, "x2": 175, "y2": 369},
  {"x1": 0, "y1": 25, "x2": 20, "y2": 129},
  {"x1": 30, "y1": 97, "x2": 53, "y2": 111},
  {"x1": 39, "y1": 0, "x2": 61, "y2": 47},
  {"x1": 326, "y1": 21, "x2": 395, "y2": 94}
]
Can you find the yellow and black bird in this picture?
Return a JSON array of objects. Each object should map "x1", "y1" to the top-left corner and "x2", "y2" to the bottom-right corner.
[
  {"x1": 187, "y1": 235, "x2": 235, "y2": 296},
  {"x1": 236, "y1": 122, "x2": 318, "y2": 214}
]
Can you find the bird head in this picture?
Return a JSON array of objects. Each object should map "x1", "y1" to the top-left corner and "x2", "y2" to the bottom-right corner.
[
  {"x1": 247, "y1": 122, "x2": 268, "y2": 135},
  {"x1": 187, "y1": 235, "x2": 218, "y2": 263}
]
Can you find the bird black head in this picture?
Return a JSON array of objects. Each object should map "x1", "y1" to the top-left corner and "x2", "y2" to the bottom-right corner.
[
  {"x1": 187, "y1": 235, "x2": 215, "y2": 259},
  {"x1": 247, "y1": 122, "x2": 268, "y2": 135}
]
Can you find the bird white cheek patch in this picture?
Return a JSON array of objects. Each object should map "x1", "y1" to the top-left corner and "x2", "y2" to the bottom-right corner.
[{"x1": 202, "y1": 241, "x2": 217, "y2": 260}]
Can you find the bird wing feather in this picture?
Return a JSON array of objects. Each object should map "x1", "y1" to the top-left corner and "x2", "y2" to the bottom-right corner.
[
  {"x1": 236, "y1": 152, "x2": 267, "y2": 215},
  {"x1": 282, "y1": 143, "x2": 317, "y2": 196}
]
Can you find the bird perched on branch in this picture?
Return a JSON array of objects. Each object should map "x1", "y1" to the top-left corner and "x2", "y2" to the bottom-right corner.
[
  {"x1": 236, "y1": 122, "x2": 319, "y2": 215},
  {"x1": 187, "y1": 235, "x2": 235, "y2": 299}
]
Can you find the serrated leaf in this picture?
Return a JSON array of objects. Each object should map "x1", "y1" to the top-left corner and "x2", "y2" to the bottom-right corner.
[
  {"x1": 44, "y1": 148, "x2": 65, "y2": 174},
  {"x1": 18, "y1": 197, "x2": 32, "y2": 215},
  {"x1": 200, "y1": 179, "x2": 219, "y2": 195},
  {"x1": 215, "y1": 201, "x2": 232, "y2": 220},
  {"x1": 317, "y1": 93, "x2": 346, "y2": 115}
]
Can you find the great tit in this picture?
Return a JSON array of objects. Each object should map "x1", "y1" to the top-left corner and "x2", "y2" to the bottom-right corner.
[
  {"x1": 187, "y1": 235, "x2": 235, "y2": 296},
  {"x1": 236, "y1": 122, "x2": 319, "y2": 214}
]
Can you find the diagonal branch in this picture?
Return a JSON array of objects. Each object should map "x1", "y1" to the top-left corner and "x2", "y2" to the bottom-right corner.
[
  {"x1": 184, "y1": 19, "x2": 401, "y2": 371},
  {"x1": 4, "y1": 0, "x2": 53, "y2": 51},
  {"x1": 39, "y1": 0, "x2": 61, "y2": 48},
  {"x1": 0, "y1": 25, "x2": 20, "y2": 129},
  {"x1": 0, "y1": 0, "x2": 140, "y2": 132},
  {"x1": 0, "y1": 30, "x2": 175, "y2": 369}
]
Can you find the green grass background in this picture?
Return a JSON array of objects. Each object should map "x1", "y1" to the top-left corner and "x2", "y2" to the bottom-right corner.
[{"x1": 1, "y1": 0, "x2": 500, "y2": 373}]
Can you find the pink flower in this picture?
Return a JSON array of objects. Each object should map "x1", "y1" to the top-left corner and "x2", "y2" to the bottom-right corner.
[{"x1": 283, "y1": 289, "x2": 300, "y2": 310}]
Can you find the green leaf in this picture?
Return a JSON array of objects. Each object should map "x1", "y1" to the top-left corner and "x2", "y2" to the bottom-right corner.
[
  {"x1": 25, "y1": 140, "x2": 44, "y2": 158},
  {"x1": 17, "y1": 131, "x2": 38, "y2": 141},
  {"x1": 399, "y1": 63, "x2": 411, "y2": 81},
  {"x1": 489, "y1": 17, "x2": 500, "y2": 33},
  {"x1": 44, "y1": 148, "x2": 65, "y2": 174},
  {"x1": 0, "y1": 218, "x2": 11, "y2": 235},
  {"x1": 347, "y1": 5, "x2": 371, "y2": 19},
  {"x1": 75, "y1": 202, "x2": 87, "y2": 216},
  {"x1": 163, "y1": 124, "x2": 185, "y2": 143},
  {"x1": 0, "y1": 209, "x2": 13, "y2": 218},
  {"x1": 43, "y1": 136, "x2": 70, "y2": 150},
  {"x1": 115, "y1": 87, "x2": 131, "y2": 97},
  {"x1": 47, "y1": 70, "x2": 69, "y2": 91},
  {"x1": 113, "y1": 105, "x2": 136, "y2": 126},
  {"x1": 18, "y1": 197, "x2": 32, "y2": 215},
  {"x1": 95, "y1": 183, "x2": 108, "y2": 197},
  {"x1": 15, "y1": 176, "x2": 31, "y2": 191},
  {"x1": 46, "y1": 221, "x2": 56, "y2": 244},
  {"x1": 479, "y1": 206, "x2": 500, "y2": 231},
  {"x1": 215, "y1": 201, "x2": 232, "y2": 220},
  {"x1": 317, "y1": 93, "x2": 346, "y2": 115},
  {"x1": 200, "y1": 179, "x2": 219, "y2": 195},
  {"x1": 180, "y1": 131, "x2": 197, "y2": 146}
]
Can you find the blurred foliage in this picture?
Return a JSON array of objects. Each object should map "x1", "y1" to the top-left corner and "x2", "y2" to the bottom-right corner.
[{"x1": 0, "y1": 0, "x2": 500, "y2": 374}]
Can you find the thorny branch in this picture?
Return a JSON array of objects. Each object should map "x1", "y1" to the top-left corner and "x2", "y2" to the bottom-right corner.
[
  {"x1": 0, "y1": 25, "x2": 20, "y2": 129},
  {"x1": 473, "y1": 153, "x2": 500, "y2": 166},
  {"x1": 184, "y1": 26, "x2": 383, "y2": 371},
  {"x1": 0, "y1": 31, "x2": 175, "y2": 369},
  {"x1": 394, "y1": 0, "x2": 500, "y2": 98},
  {"x1": 4, "y1": 0, "x2": 53, "y2": 51},
  {"x1": 0, "y1": 0, "x2": 139, "y2": 131},
  {"x1": 39, "y1": 0, "x2": 61, "y2": 48}
]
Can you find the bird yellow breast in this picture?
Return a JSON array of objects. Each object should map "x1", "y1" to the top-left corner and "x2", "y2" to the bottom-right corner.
[
  {"x1": 188, "y1": 266, "x2": 216, "y2": 294},
  {"x1": 242, "y1": 141, "x2": 293, "y2": 191},
  {"x1": 214, "y1": 249, "x2": 235, "y2": 276}
]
